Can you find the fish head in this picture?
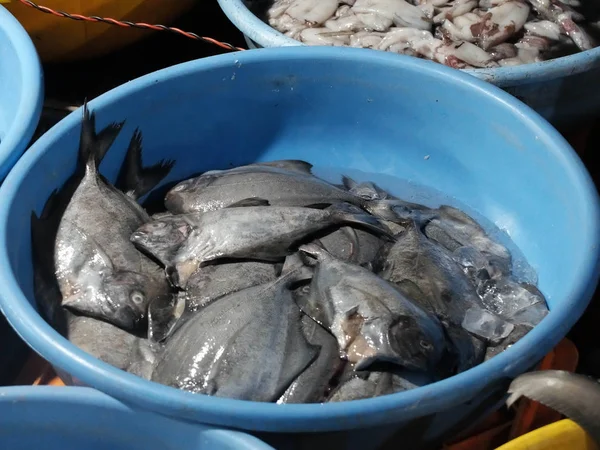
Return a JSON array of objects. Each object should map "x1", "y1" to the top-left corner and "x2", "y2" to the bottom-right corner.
[
  {"x1": 165, "y1": 176, "x2": 216, "y2": 213},
  {"x1": 101, "y1": 270, "x2": 160, "y2": 330},
  {"x1": 389, "y1": 315, "x2": 445, "y2": 372},
  {"x1": 130, "y1": 217, "x2": 192, "y2": 266}
]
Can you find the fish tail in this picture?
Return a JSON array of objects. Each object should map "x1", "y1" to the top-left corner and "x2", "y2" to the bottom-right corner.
[
  {"x1": 115, "y1": 128, "x2": 175, "y2": 200},
  {"x1": 328, "y1": 203, "x2": 395, "y2": 241},
  {"x1": 77, "y1": 101, "x2": 125, "y2": 174}
]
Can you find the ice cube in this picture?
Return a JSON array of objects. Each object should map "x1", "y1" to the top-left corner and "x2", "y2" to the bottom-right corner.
[
  {"x1": 477, "y1": 278, "x2": 548, "y2": 324},
  {"x1": 462, "y1": 307, "x2": 515, "y2": 345}
]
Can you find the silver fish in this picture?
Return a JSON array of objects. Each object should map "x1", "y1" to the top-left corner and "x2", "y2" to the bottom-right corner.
[
  {"x1": 67, "y1": 312, "x2": 142, "y2": 371},
  {"x1": 484, "y1": 323, "x2": 531, "y2": 361},
  {"x1": 147, "y1": 293, "x2": 187, "y2": 344},
  {"x1": 54, "y1": 106, "x2": 172, "y2": 331},
  {"x1": 423, "y1": 205, "x2": 512, "y2": 277},
  {"x1": 297, "y1": 243, "x2": 446, "y2": 372},
  {"x1": 278, "y1": 315, "x2": 341, "y2": 404},
  {"x1": 184, "y1": 260, "x2": 279, "y2": 310},
  {"x1": 327, "y1": 369, "x2": 418, "y2": 402},
  {"x1": 376, "y1": 221, "x2": 497, "y2": 370},
  {"x1": 315, "y1": 226, "x2": 384, "y2": 266},
  {"x1": 507, "y1": 370, "x2": 600, "y2": 444},
  {"x1": 151, "y1": 271, "x2": 318, "y2": 401},
  {"x1": 341, "y1": 176, "x2": 391, "y2": 201},
  {"x1": 132, "y1": 202, "x2": 391, "y2": 288},
  {"x1": 164, "y1": 160, "x2": 363, "y2": 214}
]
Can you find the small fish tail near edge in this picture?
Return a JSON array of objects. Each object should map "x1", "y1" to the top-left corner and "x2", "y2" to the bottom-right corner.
[
  {"x1": 115, "y1": 128, "x2": 175, "y2": 199},
  {"x1": 78, "y1": 101, "x2": 125, "y2": 174}
]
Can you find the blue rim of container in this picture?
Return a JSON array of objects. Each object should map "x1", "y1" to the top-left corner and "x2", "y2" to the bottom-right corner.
[
  {"x1": 0, "y1": 5, "x2": 43, "y2": 181},
  {"x1": 0, "y1": 386, "x2": 274, "y2": 449},
  {"x1": 0, "y1": 47, "x2": 598, "y2": 433},
  {"x1": 216, "y1": 0, "x2": 600, "y2": 88}
]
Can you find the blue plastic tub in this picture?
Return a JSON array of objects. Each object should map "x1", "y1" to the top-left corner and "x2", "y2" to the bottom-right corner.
[
  {"x1": 0, "y1": 47, "x2": 598, "y2": 450},
  {"x1": 0, "y1": 4, "x2": 43, "y2": 386},
  {"x1": 0, "y1": 386, "x2": 273, "y2": 449},
  {"x1": 216, "y1": 0, "x2": 600, "y2": 127},
  {"x1": 0, "y1": 5, "x2": 43, "y2": 180}
]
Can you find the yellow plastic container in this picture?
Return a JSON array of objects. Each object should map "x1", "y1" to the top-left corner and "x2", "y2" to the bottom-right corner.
[
  {"x1": 496, "y1": 420, "x2": 598, "y2": 450},
  {"x1": 3, "y1": 0, "x2": 196, "y2": 62}
]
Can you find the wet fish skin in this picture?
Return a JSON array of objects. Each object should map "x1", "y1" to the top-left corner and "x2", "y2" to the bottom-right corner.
[
  {"x1": 484, "y1": 324, "x2": 531, "y2": 361},
  {"x1": 316, "y1": 225, "x2": 384, "y2": 266},
  {"x1": 136, "y1": 202, "x2": 391, "y2": 288},
  {"x1": 507, "y1": 370, "x2": 600, "y2": 443},
  {"x1": 342, "y1": 176, "x2": 391, "y2": 201},
  {"x1": 55, "y1": 105, "x2": 171, "y2": 331},
  {"x1": 130, "y1": 214, "x2": 194, "y2": 267},
  {"x1": 327, "y1": 369, "x2": 419, "y2": 402},
  {"x1": 376, "y1": 221, "x2": 492, "y2": 370},
  {"x1": 298, "y1": 243, "x2": 447, "y2": 372},
  {"x1": 67, "y1": 312, "x2": 142, "y2": 371},
  {"x1": 147, "y1": 293, "x2": 187, "y2": 344},
  {"x1": 151, "y1": 271, "x2": 319, "y2": 401},
  {"x1": 164, "y1": 161, "x2": 363, "y2": 214},
  {"x1": 278, "y1": 315, "x2": 342, "y2": 404},
  {"x1": 184, "y1": 260, "x2": 279, "y2": 311},
  {"x1": 423, "y1": 205, "x2": 511, "y2": 276}
]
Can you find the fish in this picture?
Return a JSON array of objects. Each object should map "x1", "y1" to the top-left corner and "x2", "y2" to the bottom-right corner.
[
  {"x1": 327, "y1": 366, "x2": 421, "y2": 402},
  {"x1": 278, "y1": 315, "x2": 342, "y2": 404},
  {"x1": 164, "y1": 160, "x2": 365, "y2": 214},
  {"x1": 147, "y1": 293, "x2": 187, "y2": 344},
  {"x1": 341, "y1": 176, "x2": 391, "y2": 201},
  {"x1": 67, "y1": 312, "x2": 144, "y2": 371},
  {"x1": 423, "y1": 205, "x2": 512, "y2": 277},
  {"x1": 297, "y1": 243, "x2": 447, "y2": 372},
  {"x1": 126, "y1": 337, "x2": 157, "y2": 380},
  {"x1": 376, "y1": 221, "x2": 506, "y2": 370},
  {"x1": 54, "y1": 106, "x2": 173, "y2": 331},
  {"x1": 184, "y1": 260, "x2": 280, "y2": 310},
  {"x1": 315, "y1": 226, "x2": 384, "y2": 266},
  {"x1": 132, "y1": 201, "x2": 392, "y2": 288},
  {"x1": 484, "y1": 323, "x2": 531, "y2": 361},
  {"x1": 507, "y1": 370, "x2": 600, "y2": 444},
  {"x1": 151, "y1": 270, "x2": 319, "y2": 402}
]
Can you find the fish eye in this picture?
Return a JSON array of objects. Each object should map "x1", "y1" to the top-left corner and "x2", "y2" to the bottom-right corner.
[
  {"x1": 130, "y1": 291, "x2": 145, "y2": 305},
  {"x1": 420, "y1": 340, "x2": 433, "y2": 351},
  {"x1": 171, "y1": 183, "x2": 188, "y2": 192}
]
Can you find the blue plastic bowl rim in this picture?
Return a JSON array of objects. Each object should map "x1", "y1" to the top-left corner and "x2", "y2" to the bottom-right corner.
[
  {"x1": 0, "y1": 5, "x2": 44, "y2": 179},
  {"x1": 0, "y1": 46, "x2": 598, "y2": 432},
  {"x1": 0, "y1": 385, "x2": 273, "y2": 449},
  {"x1": 216, "y1": 0, "x2": 600, "y2": 87}
]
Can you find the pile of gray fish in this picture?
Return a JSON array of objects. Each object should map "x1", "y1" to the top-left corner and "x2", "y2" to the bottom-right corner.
[
  {"x1": 32, "y1": 106, "x2": 549, "y2": 403},
  {"x1": 253, "y1": 0, "x2": 600, "y2": 67}
]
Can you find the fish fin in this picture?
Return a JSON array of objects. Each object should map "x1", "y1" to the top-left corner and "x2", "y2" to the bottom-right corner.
[
  {"x1": 298, "y1": 243, "x2": 331, "y2": 262},
  {"x1": 341, "y1": 175, "x2": 358, "y2": 191},
  {"x1": 438, "y1": 205, "x2": 480, "y2": 227},
  {"x1": 304, "y1": 203, "x2": 334, "y2": 210},
  {"x1": 115, "y1": 128, "x2": 175, "y2": 200},
  {"x1": 227, "y1": 197, "x2": 271, "y2": 208},
  {"x1": 328, "y1": 203, "x2": 395, "y2": 241},
  {"x1": 78, "y1": 102, "x2": 125, "y2": 173},
  {"x1": 256, "y1": 160, "x2": 313, "y2": 174}
]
